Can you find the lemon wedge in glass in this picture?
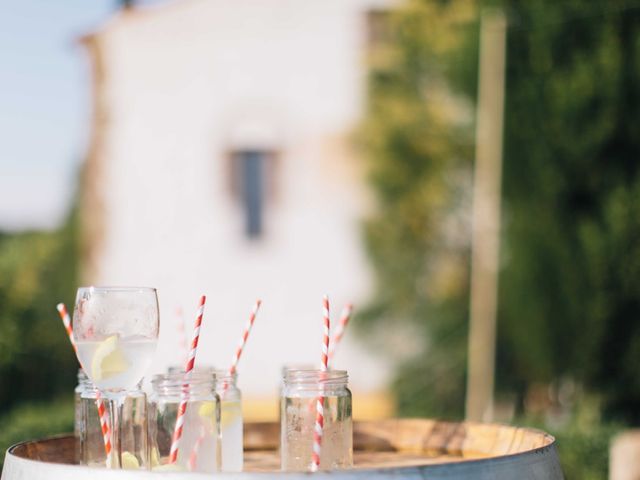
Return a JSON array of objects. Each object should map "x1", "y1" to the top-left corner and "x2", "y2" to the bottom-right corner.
[
  {"x1": 91, "y1": 335, "x2": 129, "y2": 381},
  {"x1": 121, "y1": 451, "x2": 140, "y2": 469}
]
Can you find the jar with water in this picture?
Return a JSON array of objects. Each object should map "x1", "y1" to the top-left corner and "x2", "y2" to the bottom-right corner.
[
  {"x1": 280, "y1": 369, "x2": 352, "y2": 471},
  {"x1": 77, "y1": 374, "x2": 148, "y2": 469},
  {"x1": 149, "y1": 371, "x2": 220, "y2": 472},
  {"x1": 214, "y1": 370, "x2": 243, "y2": 472}
]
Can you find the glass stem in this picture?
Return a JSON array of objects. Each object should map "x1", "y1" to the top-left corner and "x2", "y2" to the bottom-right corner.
[{"x1": 107, "y1": 394, "x2": 124, "y2": 469}]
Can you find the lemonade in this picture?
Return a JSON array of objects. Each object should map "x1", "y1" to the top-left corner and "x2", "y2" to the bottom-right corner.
[
  {"x1": 220, "y1": 399, "x2": 243, "y2": 471},
  {"x1": 214, "y1": 370, "x2": 243, "y2": 472},
  {"x1": 76, "y1": 336, "x2": 157, "y2": 391}
]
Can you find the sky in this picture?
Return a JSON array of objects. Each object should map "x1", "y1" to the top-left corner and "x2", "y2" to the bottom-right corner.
[{"x1": 0, "y1": 1, "x2": 115, "y2": 231}]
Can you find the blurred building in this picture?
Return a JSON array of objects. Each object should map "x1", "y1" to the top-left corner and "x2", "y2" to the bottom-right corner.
[{"x1": 80, "y1": 0, "x2": 393, "y2": 418}]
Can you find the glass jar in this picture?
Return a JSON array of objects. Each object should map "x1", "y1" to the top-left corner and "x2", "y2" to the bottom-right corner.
[
  {"x1": 75, "y1": 369, "x2": 90, "y2": 438},
  {"x1": 281, "y1": 369, "x2": 352, "y2": 471},
  {"x1": 214, "y1": 370, "x2": 243, "y2": 472},
  {"x1": 79, "y1": 383, "x2": 148, "y2": 469},
  {"x1": 149, "y1": 372, "x2": 220, "y2": 473}
]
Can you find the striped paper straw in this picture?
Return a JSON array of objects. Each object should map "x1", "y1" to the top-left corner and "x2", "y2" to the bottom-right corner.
[
  {"x1": 221, "y1": 299, "x2": 262, "y2": 397},
  {"x1": 328, "y1": 303, "x2": 353, "y2": 364},
  {"x1": 187, "y1": 426, "x2": 206, "y2": 471},
  {"x1": 311, "y1": 295, "x2": 331, "y2": 472},
  {"x1": 169, "y1": 295, "x2": 206, "y2": 464},
  {"x1": 56, "y1": 303, "x2": 112, "y2": 465}
]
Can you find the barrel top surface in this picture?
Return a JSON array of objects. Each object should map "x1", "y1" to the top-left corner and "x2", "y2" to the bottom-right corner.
[{"x1": 2, "y1": 419, "x2": 563, "y2": 479}]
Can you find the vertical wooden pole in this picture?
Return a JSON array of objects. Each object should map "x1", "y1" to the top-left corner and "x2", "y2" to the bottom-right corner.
[{"x1": 465, "y1": 9, "x2": 507, "y2": 422}]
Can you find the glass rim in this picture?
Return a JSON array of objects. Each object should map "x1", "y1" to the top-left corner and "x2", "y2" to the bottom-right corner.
[
  {"x1": 284, "y1": 368, "x2": 348, "y2": 384},
  {"x1": 151, "y1": 371, "x2": 216, "y2": 388},
  {"x1": 77, "y1": 285, "x2": 157, "y2": 293}
]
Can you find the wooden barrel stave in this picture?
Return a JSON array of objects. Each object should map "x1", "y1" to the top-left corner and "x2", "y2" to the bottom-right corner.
[{"x1": 1, "y1": 419, "x2": 564, "y2": 479}]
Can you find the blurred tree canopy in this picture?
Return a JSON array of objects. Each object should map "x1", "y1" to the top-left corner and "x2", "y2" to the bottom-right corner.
[
  {"x1": 499, "y1": 0, "x2": 640, "y2": 425},
  {"x1": 357, "y1": 0, "x2": 477, "y2": 419},
  {"x1": 359, "y1": 0, "x2": 640, "y2": 425},
  {"x1": 0, "y1": 212, "x2": 79, "y2": 412}
]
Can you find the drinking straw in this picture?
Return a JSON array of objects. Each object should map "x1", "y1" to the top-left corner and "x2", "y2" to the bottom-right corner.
[
  {"x1": 185, "y1": 299, "x2": 260, "y2": 470},
  {"x1": 169, "y1": 295, "x2": 207, "y2": 464},
  {"x1": 311, "y1": 295, "x2": 331, "y2": 472},
  {"x1": 221, "y1": 299, "x2": 262, "y2": 397},
  {"x1": 187, "y1": 425, "x2": 206, "y2": 471},
  {"x1": 56, "y1": 303, "x2": 113, "y2": 466},
  {"x1": 328, "y1": 303, "x2": 353, "y2": 364}
]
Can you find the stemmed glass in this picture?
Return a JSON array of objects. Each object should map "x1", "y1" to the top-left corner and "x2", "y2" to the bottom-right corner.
[{"x1": 73, "y1": 286, "x2": 159, "y2": 469}]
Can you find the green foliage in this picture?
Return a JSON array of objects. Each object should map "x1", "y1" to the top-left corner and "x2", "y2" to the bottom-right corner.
[
  {"x1": 0, "y1": 212, "x2": 79, "y2": 412},
  {"x1": 357, "y1": 0, "x2": 477, "y2": 419},
  {"x1": 360, "y1": 0, "x2": 640, "y2": 429},
  {"x1": 497, "y1": 0, "x2": 640, "y2": 424},
  {"x1": 0, "y1": 398, "x2": 74, "y2": 469},
  {"x1": 518, "y1": 398, "x2": 619, "y2": 480}
]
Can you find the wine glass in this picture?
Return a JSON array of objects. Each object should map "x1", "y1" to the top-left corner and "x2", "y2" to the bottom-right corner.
[{"x1": 73, "y1": 286, "x2": 159, "y2": 469}]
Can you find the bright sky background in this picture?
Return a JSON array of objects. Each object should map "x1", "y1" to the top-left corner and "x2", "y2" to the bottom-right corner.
[{"x1": 0, "y1": 1, "x2": 115, "y2": 231}]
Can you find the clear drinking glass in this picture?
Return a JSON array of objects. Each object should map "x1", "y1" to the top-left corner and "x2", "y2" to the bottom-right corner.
[
  {"x1": 214, "y1": 370, "x2": 243, "y2": 472},
  {"x1": 149, "y1": 371, "x2": 220, "y2": 473},
  {"x1": 72, "y1": 286, "x2": 159, "y2": 469},
  {"x1": 281, "y1": 369, "x2": 352, "y2": 471}
]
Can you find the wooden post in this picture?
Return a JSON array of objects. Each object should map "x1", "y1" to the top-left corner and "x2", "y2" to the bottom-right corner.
[
  {"x1": 465, "y1": 9, "x2": 507, "y2": 422},
  {"x1": 610, "y1": 430, "x2": 640, "y2": 480}
]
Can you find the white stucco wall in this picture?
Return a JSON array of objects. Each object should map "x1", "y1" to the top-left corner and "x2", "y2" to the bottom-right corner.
[{"x1": 86, "y1": 0, "x2": 393, "y2": 397}]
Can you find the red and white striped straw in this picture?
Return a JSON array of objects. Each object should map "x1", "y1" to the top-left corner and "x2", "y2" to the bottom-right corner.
[
  {"x1": 221, "y1": 299, "x2": 262, "y2": 397},
  {"x1": 56, "y1": 303, "x2": 112, "y2": 465},
  {"x1": 328, "y1": 303, "x2": 353, "y2": 364},
  {"x1": 169, "y1": 295, "x2": 206, "y2": 464},
  {"x1": 187, "y1": 426, "x2": 206, "y2": 471},
  {"x1": 311, "y1": 295, "x2": 331, "y2": 472},
  {"x1": 56, "y1": 303, "x2": 77, "y2": 354}
]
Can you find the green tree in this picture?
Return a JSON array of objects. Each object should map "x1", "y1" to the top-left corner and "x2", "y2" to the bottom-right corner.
[
  {"x1": 360, "y1": 0, "x2": 640, "y2": 425},
  {"x1": 357, "y1": 0, "x2": 477, "y2": 419},
  {"x1": 497, "y1": 0, "x2": 640, "y2": 424},
  {"x1": 0, "y1": 210, "x2": 79, "y2": 413}
]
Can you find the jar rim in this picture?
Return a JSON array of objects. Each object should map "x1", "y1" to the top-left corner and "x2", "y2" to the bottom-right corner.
[
  {"x1": 284, "y1": 368, "x2": 348, "y2": 385},
  {"x1": 212, "y1": 369, "x2": 238, "y2": 382},
  {"x1": 152, "y1": 371, "x2": 215, "y2": 389}
]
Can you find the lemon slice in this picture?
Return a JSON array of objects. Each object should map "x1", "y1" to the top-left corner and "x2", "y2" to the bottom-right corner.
[
  {"x1": 198, "y1": 401, "x2": 217, "y2": 418},
  {"x1": 150, "y1": 447, "x2": 161, "y2": 468},
  {"x1": 91, "y1": 335, "x2": 129, "y2": 381},
  {"x1": 121, "y1": 451, "x2": 140, "y2": 470}
]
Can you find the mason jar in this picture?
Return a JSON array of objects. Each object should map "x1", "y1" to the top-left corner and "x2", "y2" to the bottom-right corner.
[
  {"x1": 149, "y1": 371, "x2": 220, "y2": 473},
  {"x1": 79, "y1": 383, "x2": 148, "y2": 469},
  {"x1": 214, "y1": 370, "x2": 243, "y2": 472},
  {"x1": 281, "y1": 369, "x2": 352, "y2": 471},
  {"x1": 75, "y1": 369, "x2": 90, "y2": 438}
]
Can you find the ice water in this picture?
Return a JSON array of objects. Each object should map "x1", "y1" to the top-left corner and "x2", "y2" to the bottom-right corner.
[
  {"x1": 76, "y1": 337, "x2": 157, "y2": 390},
  {"x1": 281, "y1": 394, "x2": 352, "y2": 471},
  {"x1": 220, "y1": 399, "x2": 243, "y2": 472},
  {"x1": 149, "y1": 398, "x2": 220, "y2": 473}
]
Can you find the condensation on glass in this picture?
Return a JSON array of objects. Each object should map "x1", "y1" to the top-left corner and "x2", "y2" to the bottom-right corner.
[{"x1": 280, "y1": 369, "x2": 352, "y2": 471}]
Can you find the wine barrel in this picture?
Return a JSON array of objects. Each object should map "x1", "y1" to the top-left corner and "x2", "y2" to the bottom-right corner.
[{"x1": 1, "y1": 419, "x2": 563, "y2": 479}]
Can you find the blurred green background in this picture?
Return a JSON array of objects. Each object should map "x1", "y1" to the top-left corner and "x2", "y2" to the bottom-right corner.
[{"x1": 2, "y1": 0, "x2": 640, "y2": 477}]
